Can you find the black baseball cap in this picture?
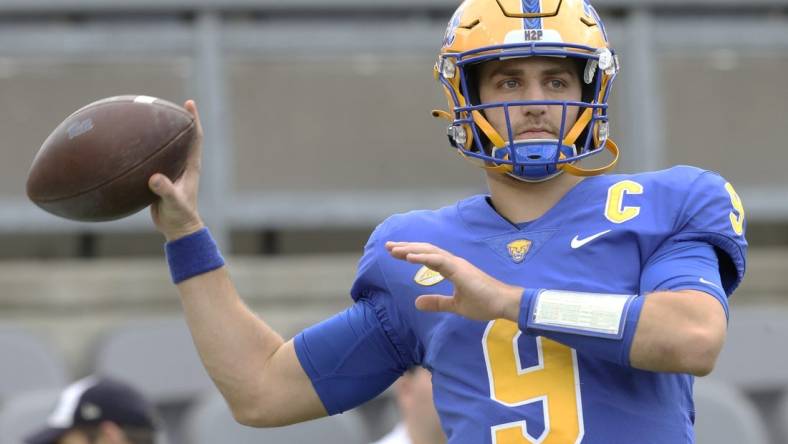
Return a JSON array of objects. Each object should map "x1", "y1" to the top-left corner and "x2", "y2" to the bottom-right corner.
[{"x1": 25, "y1": 376, "x2": 158, "y2": 444}]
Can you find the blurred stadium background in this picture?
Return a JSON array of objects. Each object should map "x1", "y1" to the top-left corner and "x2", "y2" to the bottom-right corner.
[{"x1": 0, "y1": 0, "x2": 787, "y2": 443}]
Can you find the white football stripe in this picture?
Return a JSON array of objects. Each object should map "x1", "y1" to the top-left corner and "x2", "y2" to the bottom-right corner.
[{"x1": 133, "y1": 95, "x2": 158, "y2": 104}]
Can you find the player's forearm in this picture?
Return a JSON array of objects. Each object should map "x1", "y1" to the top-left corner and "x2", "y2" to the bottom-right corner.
[
  {"x1": 628, "y1": 290, "x2": 726, "y2": 375},
  {"x1": 176, "y1": 266, "x2": 286, "y2": 417},
  {"x1": 162, "y1": 228, "x2": 328, "y2": 426}
]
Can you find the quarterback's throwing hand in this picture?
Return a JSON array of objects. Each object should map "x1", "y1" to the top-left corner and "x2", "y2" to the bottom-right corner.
[
  {"x1": 148, "y1": 100, "x2": 205, "y2": 241},
  {"x1": 386, "y1": 242, "x2": 523, "y2": 322}
]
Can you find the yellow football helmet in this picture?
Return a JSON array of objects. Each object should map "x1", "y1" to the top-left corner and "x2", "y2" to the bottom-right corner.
[{"x1": 433, "y1": 0, "x2": 620, "y2": 181}]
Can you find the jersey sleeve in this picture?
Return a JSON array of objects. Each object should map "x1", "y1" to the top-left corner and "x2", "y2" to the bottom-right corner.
[
  {"x1": 294, "y1": 299, "x2": 410, "y2": 415},
  {"x1": 640, "y1": 240, "x2": 729, "y2": 318},
  {"x1": 350, "y1": 217, "x2": 419, "y2": 364},
  {"x1": 657, "y1": 170, "x2": 747, "y2": 296},
  {"x1": 294, "y1": 219, "x2": 418, "y2": 415}
]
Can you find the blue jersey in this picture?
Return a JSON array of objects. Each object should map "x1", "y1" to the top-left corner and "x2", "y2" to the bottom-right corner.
[{"x1": 295, "y1": 166, "x2": 747, "y2": 444}]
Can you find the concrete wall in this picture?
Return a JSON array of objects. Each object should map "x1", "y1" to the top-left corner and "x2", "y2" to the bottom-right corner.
[
  {"x1": 1, "y1": 247, "x2": 785, "y2": 378},
  {"x1": 0, "y1": 254, "x2": 358, "y2": 376}
]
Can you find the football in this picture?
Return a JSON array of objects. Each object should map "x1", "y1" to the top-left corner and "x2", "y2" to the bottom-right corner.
[{"x1": 26, "y1": 95, "x2": 196, "y2": 222}]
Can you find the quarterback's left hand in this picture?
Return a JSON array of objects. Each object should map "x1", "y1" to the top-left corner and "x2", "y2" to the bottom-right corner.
[{"x1": 386, "y1": 241, "x2": 523, "y2": 322}]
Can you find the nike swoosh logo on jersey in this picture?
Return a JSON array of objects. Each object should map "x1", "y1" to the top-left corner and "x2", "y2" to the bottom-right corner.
[
  {"x1": 699, "y1": 277, "x2": 722, "y2": 290},
  {"x1": 570, "y1": 230, "x2": 612, "y2": 249}
]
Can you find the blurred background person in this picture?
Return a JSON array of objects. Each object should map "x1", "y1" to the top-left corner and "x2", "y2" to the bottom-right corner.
[
  {"x1": 372, "y1": 368, "x2": 445, "y2": 444},
  {"x1": 25, "y1": 376, "x2": 159, "y2": 444}
]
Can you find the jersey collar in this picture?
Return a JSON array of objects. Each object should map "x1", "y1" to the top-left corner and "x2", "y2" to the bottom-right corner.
[
  {"x1": 456, "y1": 195, "x2": 521, "y2": 238},
  {"x1": 456, "y1": 178, "x2": 599, "y2": 238}
]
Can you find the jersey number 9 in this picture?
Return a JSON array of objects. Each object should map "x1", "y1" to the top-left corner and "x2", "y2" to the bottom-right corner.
[
  {"x1": 483, "y1": 319, "x2": 584, "y2": 443},
  {"x1": 724, "y1": 182, "x2": 745, "y2": 236}
]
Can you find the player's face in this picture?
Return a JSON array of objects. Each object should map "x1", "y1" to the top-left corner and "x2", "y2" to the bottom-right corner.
[{"x1": 477, "y1": 57, "x2": 582, "y2": 142}]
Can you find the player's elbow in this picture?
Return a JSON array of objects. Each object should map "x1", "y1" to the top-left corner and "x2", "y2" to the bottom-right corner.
[
  {"x1": 228, "y1": 387, "x2": 313, "y2": 428},
  {"x1": 232, "y1": 410, "x2": 274, "y2": 428},
  {"x1": 230, "y1": 400, "x2": 289, "y2": 428},
  {"x1": 676, "y1": 326, "x2": 725, "y2": 377},
  {"x1": 230, "y1": 405, "x2": 262, "y2": 427},
  {"x1": 221, "y1": 385, "x2": 285, "y2": 427}
]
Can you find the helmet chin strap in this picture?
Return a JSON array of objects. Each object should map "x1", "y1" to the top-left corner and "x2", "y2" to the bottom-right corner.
[
  {"x1": 560, "y1": 139, "x2": 620, "y2": 176},
  {"x1": 503, "y1": 138, "x2": 579, "y2": 183},
  {"x1": 494, "y1": 140, "x2": 577, "y2": 182},
  {"x1": 558, "y1": 108, "x2": 620, "y2": 177},
  {"x1": 504, "y1": 161, "x2": 567, "y2": 183}
]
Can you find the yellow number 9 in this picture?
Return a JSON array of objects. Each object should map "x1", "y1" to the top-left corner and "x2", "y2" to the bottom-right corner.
[
  {"x1": 724, "y1": 183, "x2": 745, "y2": 236},
  {"x1": 483, "y1": 320, "x2": 584, "y2": 443}
]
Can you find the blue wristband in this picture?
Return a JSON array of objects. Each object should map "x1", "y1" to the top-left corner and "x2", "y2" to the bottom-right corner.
[
  {"x1": 518, "y1": 288, "x2": 645, "y2": 367},
  {"x1": 165, "y1": 227, "x2": 225, "y2": 284}
]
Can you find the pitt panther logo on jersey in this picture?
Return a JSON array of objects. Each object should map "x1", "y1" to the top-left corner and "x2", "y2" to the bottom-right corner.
[
  {"x1": 414, "y1": 266, "x2": 445, "y2": 286},
  {"x1": 507, "y1": 239, "x2": 532, "y2": 264}
]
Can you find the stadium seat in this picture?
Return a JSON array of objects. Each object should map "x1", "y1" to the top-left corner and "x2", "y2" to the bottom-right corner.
[
  {"x1": 693, "y1": 378, "x2": 770, "y2": 444},
  {"x1": 774, "y1": 393, "x2": 788, "y2": 444},
  {"x1": 92, "y1": 317, "x2": 214, "y2": 404},
  {"x1": 0, "y1": 326, "x2": 69, "y2": 401},
  {"x1": 92, "y1": 317, "x2": 216, "y2": 443},
  {"x1": 712, "y1": 306, "x2": 788, "y2": 392},
  {"x1": 184, "y1": 391, "x2": 367, "y2": 444},
  {"x1": 0, "y1": 389, "x2": 60, "y2": 444}
]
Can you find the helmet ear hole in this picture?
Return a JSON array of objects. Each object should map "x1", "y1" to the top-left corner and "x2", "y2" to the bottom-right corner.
[
  {"x1": 576, "y1": 124, "x2": 591, "y2": 153},
  {"x1": 573, "y1": 59, "x2": 599, "y2": 154},
  {"x1": 474, "y1": 126, "x2": 493, "y2": 155},
  {"x1": 463, "y1": 63, "x2": 483, "y2": 106},
  {"x1": 576, "y1": 59, "x2": 596, "y2": 103}
]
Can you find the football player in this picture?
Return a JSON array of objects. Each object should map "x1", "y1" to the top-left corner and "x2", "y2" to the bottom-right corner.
[
  {"x1": 148, "y1": 0, "x2": 747, "y2": 442},
  {"x1": 371, "y1": 367, "x2": 446, "y2": 444}
]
